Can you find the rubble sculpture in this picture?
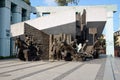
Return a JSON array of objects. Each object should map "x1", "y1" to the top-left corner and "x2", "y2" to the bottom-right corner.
[{"x1": 14, "y1": 33, "x2": 101, "y2": 61}]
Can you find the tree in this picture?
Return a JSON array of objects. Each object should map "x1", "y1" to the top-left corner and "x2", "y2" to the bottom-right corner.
[
  {"x1": 114, "y1": 35, "x2": 119, "y2": 47},
  {"x1": 23, "y1": 0, "x2": 31, "y2": 5},
  {"x1": 55, "y1": 0, "x2": 80, "y2": 6},
  {"x1": 98, "y1": 34, "x2": 106, "y2": 48}
]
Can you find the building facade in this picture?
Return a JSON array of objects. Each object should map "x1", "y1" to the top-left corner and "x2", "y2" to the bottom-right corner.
[
  {"x1": 0, "y1": 0, "x2": 31, "y2": 56},
  {"x1": 114, "y1": 30, "x2": 120, "y2": 46},
  {"x1": 114, "y1": 30, "x2": 120, "y2": 57}
]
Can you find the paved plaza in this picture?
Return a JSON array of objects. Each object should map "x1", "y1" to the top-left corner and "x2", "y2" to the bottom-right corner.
[{"x1": 0, "y1": 55, "x2": 120, "y2": 80}]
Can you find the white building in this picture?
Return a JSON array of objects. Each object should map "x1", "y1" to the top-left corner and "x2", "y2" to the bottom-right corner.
[{"x1": 0, "y1": 0, "x2": 31, "y2": 56}]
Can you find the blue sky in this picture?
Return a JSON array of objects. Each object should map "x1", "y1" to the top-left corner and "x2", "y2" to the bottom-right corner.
[{"x1": 30, "y1": 0, "x2": 120, "y2": 32}]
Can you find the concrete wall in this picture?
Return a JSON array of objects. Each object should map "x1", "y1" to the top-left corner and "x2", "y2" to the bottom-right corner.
[
  {"x1": 35, "y1": 6, "x2": 107, "y2": 22},
  {"x1": 24, "y1": 23, "x2": 49, "y2": 60},
  {"x1": 34, "y1": 5, "x2": 117, "y2": 18},
  {"x1": 86, "y1": 7, "x2": 107, "y2": 22}
]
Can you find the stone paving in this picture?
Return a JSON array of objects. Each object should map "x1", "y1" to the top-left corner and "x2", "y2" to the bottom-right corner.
[{"x1": 0, "y1": 55, "x2": 120, "y2": 80}]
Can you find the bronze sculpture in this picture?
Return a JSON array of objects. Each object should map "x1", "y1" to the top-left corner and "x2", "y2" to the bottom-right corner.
[{"x1": 15, "y1": 36, "x2": 40, "y2": 61}]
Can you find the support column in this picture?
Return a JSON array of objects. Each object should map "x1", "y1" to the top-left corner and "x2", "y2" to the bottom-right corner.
[
  {"x1": 0, "y1": 0, "x2": 11, "y2": 56},
  {"x1": 105, "y1": 12, "x2": 114, "y2": 57}
]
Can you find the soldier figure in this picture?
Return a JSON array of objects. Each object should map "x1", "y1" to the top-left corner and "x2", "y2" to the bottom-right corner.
[
  {"x1": 60, "y1": 41, "x2": 75, "y2": 61},
  {"x1": 51, "y1": 38, "x2": 58, "y2": 60},
  {"x1": 15, "y1": 37, "x2": 21, "y2": 57},
  {"x1": 25, "y1": 35, "x2": 32, "y2": 46},
  {"x1": 70, "y1": 39, "x2": 78, "y2": 53},
  {"x1": 15, "y1": 36, "x2": 28, "y2": 61}
]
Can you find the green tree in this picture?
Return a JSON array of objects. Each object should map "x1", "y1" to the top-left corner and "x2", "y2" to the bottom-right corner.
[
  {"x1": 114, "y1": 35, "x2": 119, "y2": 47},
  {"x1": 55, "y1": 0, "x2": 79, "y2": 6},
  {"x1": 23, "y1": 0, "x2": 31, "y2": 5},
  {"x1": 98, "y1": 34, "x2": 106, "y2": 48}
]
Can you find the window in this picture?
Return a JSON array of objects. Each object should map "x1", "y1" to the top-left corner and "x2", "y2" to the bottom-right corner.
[
  {"x1": 42, "y1": 12, "x2": 50, "y2": 16},
  {"x1": 0, "y1": 0, "x2": 5, "y2": 7},
  {"x1": 22, "y1": 8, "x2": 27, "y2": 21},
  {"x1": 11, "y1": 3, "x2": 17, "y2": 24},
  {"x1": 11, "y1": 3, "x2": 17, "y2": 13}
]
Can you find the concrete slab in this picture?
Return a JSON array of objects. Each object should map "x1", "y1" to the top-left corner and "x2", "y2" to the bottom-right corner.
[
  {"x1": 110, "y1": 58, "x2": 120, "y2": 80},
  {"x1": 61, "y1": 64, "x2": 101, "y2": 80},
  {"x1": 0, "y1": 56, "x2": 120, "y2": 80},
  {"x1": 103, "y1": 57, "x2": 115, "y2": 80},
  {"x1": 22, "y1": 62, "x2": 83, "y2": 80},
  {"x1": 0, "y1": 62, "x2": 66, "y2": 80}
]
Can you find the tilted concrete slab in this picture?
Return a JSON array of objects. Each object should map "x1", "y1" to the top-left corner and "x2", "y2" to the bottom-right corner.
[
  {"x1": 11, "y1": 22, "x2": 25, "y2": 37},
  {"x1": 25, "y1": 10, "x2": 76, "y2": 30}
]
